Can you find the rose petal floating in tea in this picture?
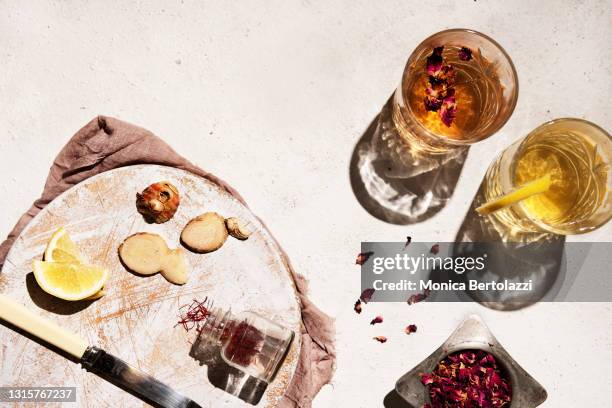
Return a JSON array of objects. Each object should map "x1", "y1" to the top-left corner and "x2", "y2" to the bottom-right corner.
[
  {"x1": 423, "y1": 45, "x2": 469, "y2": 127},
  {"x1": 373, "y1": 336, "x2": 387, "y2": 343},
  {"x1": 370, "y1": 315, "x2": 383, "y2": 325},
  {"x1": 355, "y1": 251, "x2": 374, "y2": 265},
  {"x1": 440, "y1": 94, "x2": 457, "y2": 127},
  {"x1": 458, "y1": 46, "x2": 473, "y2": 61},
  {"x1": 424, "y1": 95, "x2": 443, "y2": 112},
  {"x1": 426, "y1": 46, "x2": 444, "y2": 76},
  {"x1": 438, "y1": 65, "x2": 456, "y2": 85},
  {"x1": 360, "y1": 288, "x2": 376, "y2": 303},
  {"x1": 354, "y1": 299, "x2": 362, "y2": 314},
  {"x1": 405, "y1": 324, "x2": 417, "y2": 335},
  {"x1": 430, "y1": 244, "x2": 440, "y2": 255},
  {"x1": 420, "y1": 349, "x2": 512, "y2": 407}
]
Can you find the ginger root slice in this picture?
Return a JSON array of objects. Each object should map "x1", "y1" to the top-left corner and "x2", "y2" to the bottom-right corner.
[
  {"x1": 181, "y1": 212, "x2": 228, "y2": 253},
  {"x1": 118, "y1": 232, "x2": 189, "y2": 285},
  {"x1": 119, "y1": 233, "x2": 167, "y2": 275},
  {"x1": 225, "y1": 217, "x2": 252, "y2": 240},
  {"x1": 161, "y1": 249, "x2": 188, "y2": 285}
]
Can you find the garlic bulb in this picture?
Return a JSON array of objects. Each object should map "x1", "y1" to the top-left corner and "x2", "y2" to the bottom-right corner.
[{"x1": 136, "y1": 181, "x2": 180, "y2": 224}]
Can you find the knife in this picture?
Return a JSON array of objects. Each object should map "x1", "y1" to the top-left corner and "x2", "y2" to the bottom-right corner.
[{"x1": 0, "y1": 294, "x2": 201, "y2": 408}]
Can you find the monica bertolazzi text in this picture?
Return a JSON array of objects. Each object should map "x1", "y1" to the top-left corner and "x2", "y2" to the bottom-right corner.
[{"x1": 372, "y1": 279, "x2": 534, "y2": 292}]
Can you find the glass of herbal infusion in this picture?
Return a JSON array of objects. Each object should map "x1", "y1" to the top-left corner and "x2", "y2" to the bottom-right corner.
[
  {"x1": 354, "y1": 29, "x2": 518, "y2": 221},
  {"x1": 477, "y1": 118, "x2": 612, "y2": 235},
  {"x1": 393, "y1": 29, "x2": 517, "y2": 159}
]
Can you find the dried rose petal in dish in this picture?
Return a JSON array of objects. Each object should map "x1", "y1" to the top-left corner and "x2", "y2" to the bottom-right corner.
[
  {"x1": 373, "y1": 336, "x2": 388, "y2": 343},
  {"x1": 420, "y1": 349, "x2": 512, "y2": 407},
  {"x1": 405, "y1": 324, "x2": 417, "y2": 335}
]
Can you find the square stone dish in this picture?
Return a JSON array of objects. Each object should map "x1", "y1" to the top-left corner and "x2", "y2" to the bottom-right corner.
[{"x1": 395, "y1": 315, "x2": 547, "y2": 407}]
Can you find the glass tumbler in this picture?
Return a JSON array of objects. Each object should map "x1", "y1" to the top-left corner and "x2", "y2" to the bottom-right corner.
[
  {"x1": 355, "y1": 29, "x2": 518, "y2": 221},
  {"x1": 481, "y1": 118, "x2": 612, "y2": 236}
]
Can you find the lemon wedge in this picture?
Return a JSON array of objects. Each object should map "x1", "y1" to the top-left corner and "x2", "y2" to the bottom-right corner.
[
  {"x1": 32, "y1": 261, "x2": 108, "y2": 301},
  {"x1": 476, "y1": 174, "x2": 552, "y2": 215},
  {"x1": 44, "y1": 227, "x2": 84, "y2": 263}
]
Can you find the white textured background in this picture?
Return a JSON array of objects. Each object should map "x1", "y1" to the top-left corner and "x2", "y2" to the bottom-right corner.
[{"x1": 1, "y1": 1, "x2": 611, "y2": 407}]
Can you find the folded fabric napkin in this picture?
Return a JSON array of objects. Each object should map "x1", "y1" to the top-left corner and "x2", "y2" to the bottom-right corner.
[{"x1": 0, "y1": 116, "x2": 335, "y2": 408}]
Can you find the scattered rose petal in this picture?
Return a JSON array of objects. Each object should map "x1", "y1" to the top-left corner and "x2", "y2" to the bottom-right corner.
[
  {"x1": 420, "y1": 350, "x2": 512, "y2": 407},
  {"x1": 403, "y1": 236, "x2": 412, "y2": 249},
  {"x1": 370, "y1": 315, "x2": 383, "y2": 325},
  {"x1": 405, "y1": 324, "x2": 417, "y2": 334},
  {"x1": 440, "y1": 94, "x2": 457, "y2": 127},
  {"x1": 354, "y1": 299, "x2": 362, "y2": 314},
  {"x1": 355, "y1": 251, "x2": 374, "y2": 265},
  {"x1": 458, "y1": 46, "x2": 473, "y2": 61},
  {"x1": 360, "y1": 288, "x2": 376, "y2": 303},
  {"x1": 430, "y1": 244, "x2": 440, "y2": 255},
  {"x1": 407, "y1": 289, "x2": 430, "y2": 305},
  {"x1": 373, "y1": 336, "x2": 387, "y2": 343}
]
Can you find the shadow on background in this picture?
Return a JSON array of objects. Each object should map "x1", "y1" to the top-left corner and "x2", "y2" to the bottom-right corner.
[
  {"x1": 26, "y1": 272, "x2": 97, "y2": 315},
  {"x1": 349, "y1": 97, "x2": 468, "y2": 225},
  {"x1": 450, "y1": 179, "x2": 566, "y2": 311},
  {"x1": 383, "y1": 182, "x2": 568, "y2": 407},
  {"x1": 384, "y1": 389, "x2": 413, "y2": 408},
  {"x1": 190, "y1": 332, "x2": 267, "y2": 405}
]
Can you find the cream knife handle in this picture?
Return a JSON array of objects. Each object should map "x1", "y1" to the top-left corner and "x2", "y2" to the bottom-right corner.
[{"x1": 0, "y1": 294, "x2": 89, "y2": 359}]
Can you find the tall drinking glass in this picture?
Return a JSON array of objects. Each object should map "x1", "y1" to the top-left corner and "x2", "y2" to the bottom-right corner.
[
  {"x1": 356, "y1": 29, "x2": 518, "y2": 221},
  {"x1": 480, "y1": 118, "x2": 612, "y2": 236}
]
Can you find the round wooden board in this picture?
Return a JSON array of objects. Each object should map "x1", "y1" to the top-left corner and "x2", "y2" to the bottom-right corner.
[{"x1": 0, "y1": 165, "x2": 301, "y2": 407}]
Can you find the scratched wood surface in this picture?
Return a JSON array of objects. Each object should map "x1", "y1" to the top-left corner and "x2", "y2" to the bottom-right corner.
[{"x1": 0, "y1": 165, "x2": 301, "y2": 407}]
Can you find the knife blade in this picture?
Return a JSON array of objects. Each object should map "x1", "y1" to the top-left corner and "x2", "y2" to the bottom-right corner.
[
  {"x1": 0, "y1": 295, "x2": 201, "y2": 408},
  {"x1": 81, "y1": 347, "x2": 202, "y2": 408}
]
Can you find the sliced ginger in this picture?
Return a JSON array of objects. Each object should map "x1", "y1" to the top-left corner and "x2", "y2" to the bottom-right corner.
[
  {"x1": 181, "y1": 212, "x2": 228, "y2": 253},
  {"x1": 119, "y1": 233, "x2": 189, "y2": 285}
]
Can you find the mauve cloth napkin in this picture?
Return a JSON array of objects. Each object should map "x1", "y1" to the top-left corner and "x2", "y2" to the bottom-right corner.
[{"x1": 0, "y1": 116, "x2": 335, "y2": 408}]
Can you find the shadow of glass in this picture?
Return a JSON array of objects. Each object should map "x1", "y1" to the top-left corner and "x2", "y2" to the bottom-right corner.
[
  {"x1": 26, "y1": 272, "x2": 97, "y2": 315},
  {"x1": 189, "y1": 332, "x2": 267, "y2": 405},
  {"x1": 450, "y1": 179, "x2": 566, "y2": 311},
  {"x1": 384, "y1": 389, "x2": 414, "y2": 408},
  {"x1": 349, "y1": 96, "x2": 468, "y2": 225}
]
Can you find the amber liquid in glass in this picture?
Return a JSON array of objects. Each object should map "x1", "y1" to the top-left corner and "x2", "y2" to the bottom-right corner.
[
  {"x1": 513, "y1": 130, "x2": 608, "y2": 231},
  {"x1": 399, "y1": 45, "x2": 504, "y2": 141}
]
